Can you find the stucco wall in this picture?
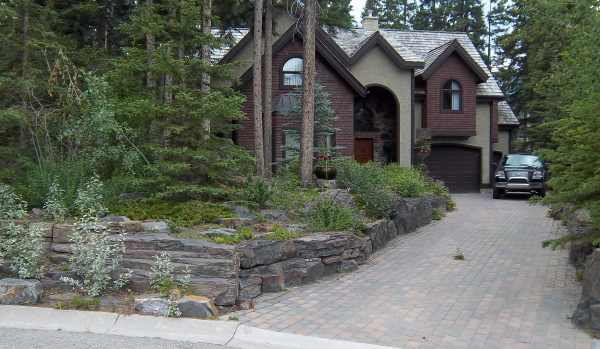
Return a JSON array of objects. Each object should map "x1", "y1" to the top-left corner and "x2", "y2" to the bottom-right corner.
[
  {"x1": 494, "y1": 130, "x2": 511, "y2": 157},
  {"x1": 423, "y1": 102, "x2": 492, "y2": 185},
  {"x1": 350, "y1": 47, "x2": 413, "y2": 167}
]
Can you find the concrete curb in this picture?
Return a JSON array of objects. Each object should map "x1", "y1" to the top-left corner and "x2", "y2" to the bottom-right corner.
[{"x1": 0, "y1": 305, "x2": 399, "y2": 349}]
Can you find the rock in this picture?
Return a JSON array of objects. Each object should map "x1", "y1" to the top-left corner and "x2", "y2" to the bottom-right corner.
[
  {"x1": 294, "y1": 232, "x2": 367, "y2": 259},
  {"x1": 101, "y1": 215, "x2": 131, "y2": 223},
  {"x1": 52, "y1": 224, "x2": 75, "y2": 244},
  {"x1": 236, "y1": 239, "x2": 296, "y2": 269},
  {"x1": 177, "y1": 295, "x2": 218, "y2": 318},
  {"x1": 305, "y1": 189, "x2": 356, "y2": 212},
  {"x1": 239, "y1": 276, "x2": 262, "y2": 301},
  {"x1": 286, "y1": 224, "x2": 307, "y2": 233},
  {"x1": 237, "y1": 299, "x2": 255, "y2": 310},
  {"x1": 200, "y1": 228, "x2": 237, "y2": 238},
  {"x1": 0, "y1": 278, "x2": 43, "y2": 305},
  {"x1": 337, "y1": 260, "x2": 359, "y2": 273},
  {"x1": 30, "y1": 222, "x2": 54, "y2": 239},
  {"x1": 570, "y1": 240, "x2": 595, "y2": 267},
  {"x1": 260, "y1": 209, "x2": 288, "y2": 222},
  {"x1": 281, "y1": 258, "x2": 324, "y2": 286},
  {"x1": 134, "y1": 297, "x2": 170, "y2": 316},
  {"x1": 572, "y1": 249, "x2": 600, "y2": 332},
  {"x1": 240, "y1": 264, "x2": 285, "y2": 293},
  {"x1": 567, "y1": 209, "x2": 594, "y2": 235},
  {"x1": 30, "y1": 208, "x2": 46, "y2": 218},
  {"x1": 366, "y1": 219, "x2": 400, "y2": 252},
  {"x1": 423, "y1": 195, "x2": 447, "y2": 210},
  {"x1": 141, "y1": 221, "x2": 170, "y2": 234},
  {"x1": 188, "y1": 277, "x2": 239, "y2": 306},
  {"x1": 404, "y1": 198, "x2": 433, "y2": 228},
  {"x1": 315, "y1": 179, "x2": 337, "y2": 189}
]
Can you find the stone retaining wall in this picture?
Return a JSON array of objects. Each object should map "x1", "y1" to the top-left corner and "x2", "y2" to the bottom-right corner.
[{"x1": 38, "y1": 195, "x2": 447, "y2": 307}]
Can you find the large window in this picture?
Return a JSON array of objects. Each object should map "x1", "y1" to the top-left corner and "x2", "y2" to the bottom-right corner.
[
  {"x1": 441, "y1": 80, "x2": 462, "y2": 112},
  {"x1": 282, "y1": 58, "x2": 303, "y2": 87}
]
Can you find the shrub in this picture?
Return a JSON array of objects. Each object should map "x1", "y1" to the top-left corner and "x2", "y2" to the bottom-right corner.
[
  {"x1": 432, "y1": 209, "x2": 445, "y2": 221},
  {"x1": 384, "y1": 165, "x2": 427, "y2": 197},
  {"x1": 109, "y1": 200, "x2": 233, "y2": 227},
  {"x1": 265, "y1": 225, "x2": 300, "y2": 241},
  {"x1": 149, "y1": 252, "x2": 192, "y2": 296},
  {"x1": 44, "y1": 180, "x2": 68, "y2": 222},
  {"x1": 0, "y1": 222, "x2": 46, "y2": 279},
  {"x1": 60, "y1": 214, "x2": 129, "y2": 297},
  {"x1": 0, "y1": 184, "x2": 27, "y2": 219},
  {"x1": 270, "y1": 174, "x2": 319, "y2": 214},
  {"x1": 74, "y1": 175, "x2": 106, "y2": 216},
  {"x1": 306, "y1": 199, "x2": 364, "y2": 232},
  {"x1": 240, "y1": 177, "x2": 273, "y2": 208},
  {"x1": 335, "y1": 160, "x2": 393, "y2": 218}
]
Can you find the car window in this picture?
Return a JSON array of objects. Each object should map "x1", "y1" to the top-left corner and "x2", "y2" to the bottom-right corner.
[{"x1": 502, "y1": 155, "x2": 542, "y2": 167}]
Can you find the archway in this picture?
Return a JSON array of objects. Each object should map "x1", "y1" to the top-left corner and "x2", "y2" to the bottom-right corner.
[{"x1": 353, "y1": 85, "x2": 398, "y2": 164}]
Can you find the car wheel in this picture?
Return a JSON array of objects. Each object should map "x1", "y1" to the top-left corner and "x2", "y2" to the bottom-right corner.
[
  {"x1": 538, "y1": 189, "x2": 546, "y2": 197},
  {"x1": 493, "y1": 189, "x2": 502, "y2": 199}
]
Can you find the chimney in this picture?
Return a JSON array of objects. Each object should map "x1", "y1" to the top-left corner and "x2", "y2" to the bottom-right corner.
[{"x1": 362, "y1": 10, "x2": 379, "y2": 31}]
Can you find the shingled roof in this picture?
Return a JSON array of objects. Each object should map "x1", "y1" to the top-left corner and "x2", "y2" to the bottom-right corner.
[
  {"x1": 329, "y1": 28, "x2": 503, "y2": 97},
  {"x1": 498, "y1": 101, "x2": 519, "y2": 126}
]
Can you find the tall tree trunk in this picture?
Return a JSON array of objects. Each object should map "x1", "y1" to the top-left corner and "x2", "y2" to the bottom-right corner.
[
  {"x1": 263, "y1": 0, "x2": 273, "y2": 177},
  {"x1": 300, "y1": 0, "x2": 317, "y2": 187},
  {"x1": 145, "y1": 0, "x2": 156, "y2": 89},
  {"x1": 201, "y1": 0, "x2": 212, "y2": 139},
  {"x1": 253, "y1": 0, "x2": 265, "y2": 177},
  {"x1": 20, "y1": 0, "x2": 29, "y2": 77},
  {"x1": 163, "y1": 6, "x2": 176, "y2": 104}
]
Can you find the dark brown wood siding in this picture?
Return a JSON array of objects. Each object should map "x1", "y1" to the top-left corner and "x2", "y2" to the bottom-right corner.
[
  {"x1": 424, "y1": 53, "x2": 478, "y2": 137},
  {"x1": 237, "y1": 39, "x2": 355, "y2": 163}
]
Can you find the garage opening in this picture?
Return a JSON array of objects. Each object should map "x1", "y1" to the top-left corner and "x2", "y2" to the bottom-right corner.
[{"x1": 425, "y1": 144, "x2": 481, "y2": 193}]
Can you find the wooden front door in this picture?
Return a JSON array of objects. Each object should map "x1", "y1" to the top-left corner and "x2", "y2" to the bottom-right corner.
[{"x1": 354, "y1": 138, "x2": 374, "y2": 163}]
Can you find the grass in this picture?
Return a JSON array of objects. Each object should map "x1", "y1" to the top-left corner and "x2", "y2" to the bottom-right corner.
[{"x1": 54, "y1": 295, "x2": 101, "y2": 311}]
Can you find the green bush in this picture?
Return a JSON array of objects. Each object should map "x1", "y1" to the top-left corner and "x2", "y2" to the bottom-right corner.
[
  {"x1": 270, "y1": 168, "x2": 319, "y2": 213},
  {"x1": 335, "y1": 159, "x2": 393, "y2": 218},
  {"x1": 109, "y1": 200, "x2": 233, "y2": 227},
  {"x1": 384, "y1": 165, "x2": 427, "y2": 197},
  {"x1": 239, "y1": 177, "x2": 273, "y2": 209},
  {"x1": 306, "y1": 199, "x2": 364, "y2": 232}
]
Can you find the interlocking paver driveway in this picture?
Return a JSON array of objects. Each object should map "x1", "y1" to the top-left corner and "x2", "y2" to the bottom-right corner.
[{"x1": 232, "y1": 193, "x2": 593, "y2": 349}]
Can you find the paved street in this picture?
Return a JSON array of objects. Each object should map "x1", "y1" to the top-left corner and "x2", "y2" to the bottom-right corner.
[
  {"x1": 0, "y1": 328, "x2": 233, "y2": 349},
  {"x1": 233, "y1": 193, "x2": 593, "y2": 348}
]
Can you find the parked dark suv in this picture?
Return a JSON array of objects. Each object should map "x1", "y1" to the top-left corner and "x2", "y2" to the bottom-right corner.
[{"x1": 493, "y1": 154, "x2": 547, "y2": 199}]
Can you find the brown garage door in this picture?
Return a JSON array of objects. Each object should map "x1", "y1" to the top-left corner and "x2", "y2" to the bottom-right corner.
[{"x1": 425, "y1": 145, "x2": 481, "y2": 193}]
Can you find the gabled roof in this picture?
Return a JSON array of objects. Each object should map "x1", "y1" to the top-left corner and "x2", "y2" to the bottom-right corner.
[
  {"x1": 236, "y1": 25, "x2": 368, "y2": 97},
  {"x1": 419, "y1": 39, "x2": 488, "y2": 83},
  {"x1": 498, "y1": 101, "x2": 519, "y2": 126},
  {"x1": 211, "y1": 28, "x2": 250, "y2": 62},
  {"x1": 329, "y1": 29, "x2": 504, "y2": 98},
  {"x1": 347, "y1": 31, "x2": 423, "y2": 69}
]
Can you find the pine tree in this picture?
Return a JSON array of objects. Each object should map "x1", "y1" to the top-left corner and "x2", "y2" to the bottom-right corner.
[
  {"x1": 252, "y1": 0, "x2": 265, "y2": 177},
  {"x1": 320, "y1": 0, "x2": 353, "y2": 29},
  {"x1": 379, "y1": 0, "x2": 417, "y2": 29},
  {"x1": 301, "y1": 0, "x2": 317, "y2": 187}
]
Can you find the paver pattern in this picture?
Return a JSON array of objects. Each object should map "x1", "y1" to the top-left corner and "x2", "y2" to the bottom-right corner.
[{"x1": 233, "y1": 193, "x2": 594, "y2": 348}]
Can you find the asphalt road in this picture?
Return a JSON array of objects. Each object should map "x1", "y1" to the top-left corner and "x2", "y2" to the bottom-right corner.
[{"x1": 0, "y1": 328, "x2": 235, "y2": 349}]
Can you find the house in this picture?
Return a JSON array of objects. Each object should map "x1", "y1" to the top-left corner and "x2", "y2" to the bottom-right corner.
[{"x1": 215, "y1": 11, "x2": 519, "y2": 193}]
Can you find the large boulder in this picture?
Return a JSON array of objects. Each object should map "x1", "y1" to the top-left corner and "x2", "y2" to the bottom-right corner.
[
  {"x1": 365, "y1": 219, "x2": 401, "y2": 252},
  {"x1": 239, "y1": 276, "x2": 262, "y2": 301},
  {"x1": 573, "y1": 249, "x2": 600, "y2": 332},
  {"x1": 0, "y1": 279, "x2": 43, "y2": 305},
  {"x1": 305, "y1": 189, "x2": 357, "y2": 212},
  {"x1": 134, "y1": 297, "x2": 170, "y2": 316},
  {"x1": 177, "y1": 295, "x2": 218, "y2": 318},
  {"x1": 294, "y1": 232, "x2": 367, "y2": 259},
  {"x1": 236, "y1": 239, "x2": 296, "y2": 269}
]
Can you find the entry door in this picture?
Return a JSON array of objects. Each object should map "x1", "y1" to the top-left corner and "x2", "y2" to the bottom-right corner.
[{"x1": 354, "y1": 138, "x2": 374, "y2": 163}]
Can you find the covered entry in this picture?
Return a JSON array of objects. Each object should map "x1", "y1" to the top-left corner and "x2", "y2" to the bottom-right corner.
[
  {"x1": 353, "y1": 86, "x2": 398, "y2": 164},
  {"x1": 425, "y1": 144, "x2": 481, "y2": 193}
]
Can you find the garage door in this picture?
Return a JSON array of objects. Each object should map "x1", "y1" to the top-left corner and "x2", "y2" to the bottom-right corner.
[{"x1": 425, "y1": 145, "x2": 481, "y2": 193}]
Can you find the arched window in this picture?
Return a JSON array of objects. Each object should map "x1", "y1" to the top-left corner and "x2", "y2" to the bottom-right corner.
[
  {"x1": 441, "y1": 80, "x2": 462, "y2": 112},
  {"x1": 282, "y1": 57, "x2": 303, "y2": 87}
]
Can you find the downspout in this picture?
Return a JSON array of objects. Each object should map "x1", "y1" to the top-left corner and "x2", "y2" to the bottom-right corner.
[{"x1": 411, "y1": 69, "x2": 415, "y2": 167}]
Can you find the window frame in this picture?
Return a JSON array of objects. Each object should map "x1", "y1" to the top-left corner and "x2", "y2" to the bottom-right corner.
[
  {"x1": 281, "y1": 56, "x2": 304, "y2": 89},
  {"x1": 440, "y1": 79, "x2": 463, "y2": 113}
]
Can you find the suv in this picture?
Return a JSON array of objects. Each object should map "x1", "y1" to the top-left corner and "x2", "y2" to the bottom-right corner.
[{"x1": 493, "y1": 154, "x2": 547, "y2": 199}]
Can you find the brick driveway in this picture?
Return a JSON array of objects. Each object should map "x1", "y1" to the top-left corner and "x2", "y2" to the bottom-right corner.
[{"x1": 232, "y1": 193, "x2": 593, "y2": 349}]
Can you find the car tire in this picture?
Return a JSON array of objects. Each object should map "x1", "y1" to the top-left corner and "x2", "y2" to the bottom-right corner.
[
  {"x1": 493, "y1": 189, "x2": 502, "y2": 199},
  {"x1": 538, "y1": 189, "x2": 546, "y2": 197}
]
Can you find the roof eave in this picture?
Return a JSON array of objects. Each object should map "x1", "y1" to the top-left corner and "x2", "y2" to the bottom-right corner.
[{"x1": 420, "y1": 39, "x2": 489, "y2": 83}]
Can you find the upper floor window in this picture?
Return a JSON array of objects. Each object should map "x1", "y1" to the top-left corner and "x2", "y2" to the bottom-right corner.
[
  {"x1": 282, "y1": 58, "x2": 303, "y2": 87},
  {"x1": 441, "y1": 80, "x2": 462, "y2": 112}
]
